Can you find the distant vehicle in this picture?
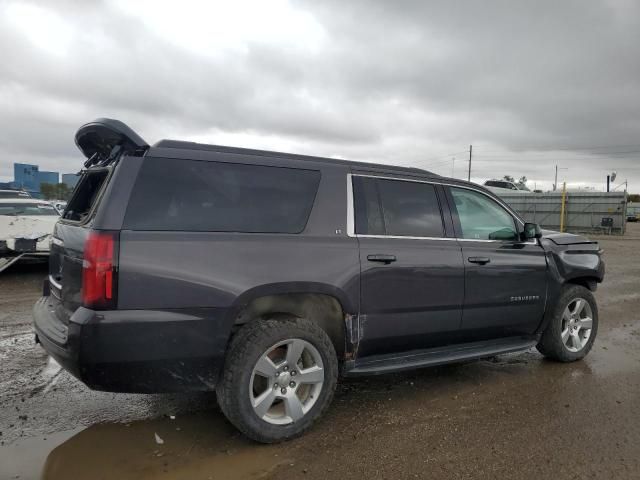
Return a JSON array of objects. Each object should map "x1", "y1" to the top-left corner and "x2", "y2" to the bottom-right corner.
[
  {"x1": 484, "y1": 180, "x2": 531, "y2": 192},
  {"x1": 0, "y1": 189, "x2": 31, "y2": 199},
  {"x1": 627, "y1": 213, "x2": 639, "y2": 222},
  {"x1": 0, "y1": 198, "x2": 59, "y2": 272},
  {"x1": 35, "y1": 119, "x2": 605, "y2": 443}
]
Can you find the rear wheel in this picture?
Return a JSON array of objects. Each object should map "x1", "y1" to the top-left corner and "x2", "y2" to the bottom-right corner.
[
  {"x1": 536, "y1": 285, "x2": 598, "y2": 362},
  {"x1": 217, "y1": 317, "x2": 338, "y2": 443}
]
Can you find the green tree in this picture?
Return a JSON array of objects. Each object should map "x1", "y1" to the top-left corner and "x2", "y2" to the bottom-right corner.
[
  {"x1": 629, "y1": 193, "x2": 640, "y2": 202},
  {"x1": 40, "y1": 182, "x2": 72, "y2": 201},
  {"x1": 502, "y1": 175, "x2": 528, "y2": 188}
]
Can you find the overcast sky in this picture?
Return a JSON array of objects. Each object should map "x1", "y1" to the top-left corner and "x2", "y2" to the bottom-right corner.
[{"x1": 1, "y1": 0, "x2": 639, "y2": 191}]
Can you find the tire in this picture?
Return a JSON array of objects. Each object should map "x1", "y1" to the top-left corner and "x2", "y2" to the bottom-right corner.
[
  {"x1": 216, "y1": 316, "x2": 338, "y2": 443},
  {"x1": 536, "y1": 284, "x2": 598, "y2": 362}
]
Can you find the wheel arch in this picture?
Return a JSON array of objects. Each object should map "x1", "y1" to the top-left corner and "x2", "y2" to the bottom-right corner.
[
  {"x1": 227, "y1": 283, "x2": 358, "y2": 361},
  {"x1": 565, "y1": 276, "x2": 600, "y2": 292}
]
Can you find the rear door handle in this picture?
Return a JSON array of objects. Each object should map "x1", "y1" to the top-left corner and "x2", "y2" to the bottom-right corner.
[
  {"x1": 367, "y1": 254, "x2": 397, "y2": 264},
  {"x1": 468, "y1": 256, "x2": 490, "y2": 265}
]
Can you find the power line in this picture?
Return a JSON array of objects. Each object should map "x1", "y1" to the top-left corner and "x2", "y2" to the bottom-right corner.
[
  {"x1": 422, "y1": 150, "x2": 470, "y2": 163},
  {"x1": 474, "y1": 143, "x2": 640, "y2": 154},
  {"x1": 420, "y1": 158, "x2": 459, "y2": 169},
  {"x1": 472, "y1": 151, "x2": 640, "y2": 159}
]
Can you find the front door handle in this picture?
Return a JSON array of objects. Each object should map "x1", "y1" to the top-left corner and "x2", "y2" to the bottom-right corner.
[
  {"x1": 468, "y1": 256, "x2": 491, "y2": 265},
  {"x1": 367, "y1": 254, "x2": 397, "y2": 264}
]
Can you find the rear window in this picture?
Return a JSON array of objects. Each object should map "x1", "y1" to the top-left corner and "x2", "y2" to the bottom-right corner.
[
  {"x1": 353, "y1": 176, "x2": 444, "y2": 237},
  {"x1": 0, "y1": 202, "x2": 59, "y2": 216},
  {"x1": 63, "y1": 170, "x2": 109, "y2": 222},
  {"x1": 123, "y1": 158, "x2": 321, "y2": 233},
  {"x1": 485, "y1": 181, "x2": 513, "y2": 189}
]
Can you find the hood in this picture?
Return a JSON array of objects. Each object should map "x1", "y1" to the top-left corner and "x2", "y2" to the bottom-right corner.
[
  {"x1": 541, "y1": 229, "x2": 596, "y2": 246},
  {"x1": 0, "y1": 215, "x2": 58, "y2": 240}
]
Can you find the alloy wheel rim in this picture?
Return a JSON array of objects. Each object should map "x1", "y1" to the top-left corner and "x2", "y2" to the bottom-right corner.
[
  {"x1": 561, "y1": 298, "x2": 593, "y2": 353},
  {"x1": 249, "y1": 338, "x2": 324, "y2": 425}
]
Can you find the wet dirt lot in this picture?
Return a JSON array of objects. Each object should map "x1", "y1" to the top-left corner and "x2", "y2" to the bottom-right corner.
[{"x1": 1, "y1": 224, "x2": 639, "y2": 479}]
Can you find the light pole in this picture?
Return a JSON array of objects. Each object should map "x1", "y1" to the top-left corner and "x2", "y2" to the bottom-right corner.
[
  {"x1": 607, "y1": 171, "x2": 617, "y2": 192},
  {"x1": 553, "y1": 166, "x2": 568, "y2": 191}
]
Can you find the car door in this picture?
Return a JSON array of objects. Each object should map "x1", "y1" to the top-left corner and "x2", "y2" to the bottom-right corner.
[
  {"x1": 351, "y1": 174, "x2": 465, "y2": 358},
  {"x1": 445, "y1": 185, "x2": 547, "y2": 341}
]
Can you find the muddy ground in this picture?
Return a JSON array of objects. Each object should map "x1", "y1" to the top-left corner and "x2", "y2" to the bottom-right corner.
[{"x1": 1, "y1": 224, "x2": 639, "y2": 480}]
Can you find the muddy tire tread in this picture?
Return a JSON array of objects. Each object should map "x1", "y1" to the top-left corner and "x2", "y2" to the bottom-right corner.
[
  {"x1": 216, "y1": 316, "x2": 338, "y2": 443},
  {"x1": 536, "y1": 284, "x2": 598, "y2": 362}
]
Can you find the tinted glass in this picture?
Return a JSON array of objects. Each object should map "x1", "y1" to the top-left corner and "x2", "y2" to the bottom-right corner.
[
  {"x1": 450, "y1": 187, "x2": 518, "y2": 241},
  {"x1": 485, "y1": 181, "x2": 513, "y2": 189},
  {"x1": 124, "y1": 158, "x2": 320, "y2": 233},
  {"x1": 378, "y1": 179, "x2": 443, "y2": 237},
  {"x1": 353, "y1": 176, "x2": 384, "y2": 235},
  {"x1": 353, "y1": 176, "x2": 443, "y2": 237}
]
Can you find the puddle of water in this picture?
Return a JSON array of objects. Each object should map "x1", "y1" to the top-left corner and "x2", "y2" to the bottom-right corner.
[
  {"x1": 0, "y1": 428, "x2": 83, "y2": 480},
  {"x1": 1, "y1": 412, "x2": 288, "y2": 480},
  {"x1": 584, "y1": 325, "x2": 640, "y2": 376}
]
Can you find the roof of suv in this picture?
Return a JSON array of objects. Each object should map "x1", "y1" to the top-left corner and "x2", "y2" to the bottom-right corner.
[{"x1": 151, "y1": 139, "x2": 439, "y2": 178}]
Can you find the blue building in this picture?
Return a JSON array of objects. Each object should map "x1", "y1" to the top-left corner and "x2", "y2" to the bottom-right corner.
[
  {"x1": 38, "y1": 170, "x2": 59, "y2": 186},
  {"x1": 62, "y1": 173, "x2": 80, "y2": 189},
  {"x1": 13, "y1": 163, "x2": 39, "y2": 192},
  {"x1": 12, "y1": 163, "x2": 60, "y2": 195}
]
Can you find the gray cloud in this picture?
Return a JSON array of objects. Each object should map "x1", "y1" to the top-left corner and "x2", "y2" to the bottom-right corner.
[{"x1": 0, "y1": 0, "x2": 638, "y2": 191}]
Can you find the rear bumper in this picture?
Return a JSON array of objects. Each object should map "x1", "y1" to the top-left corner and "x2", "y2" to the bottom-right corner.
[{"x1": 33, "y1": 297, "x2": 232, "y2": 393}]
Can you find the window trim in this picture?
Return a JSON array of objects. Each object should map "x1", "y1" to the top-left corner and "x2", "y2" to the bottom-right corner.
[{"x1": 347, "y1": 173, "x2": 536, "y2": 244}]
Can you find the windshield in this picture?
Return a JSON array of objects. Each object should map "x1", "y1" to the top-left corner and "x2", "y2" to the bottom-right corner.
[
  {"x1": 0, "y1": 203, "x2": 60, "y2": 216},
  {"x1": 0, "y1": 191, "x2": 30, "y2": 199},
  {"x1": 485, "y1": 181, "x2": 512, "y2": 189}
]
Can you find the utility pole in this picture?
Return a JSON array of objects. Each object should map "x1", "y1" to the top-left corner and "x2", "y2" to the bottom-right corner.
[
  {"x1": 606, "y1": 175, "x2": 610, "y2": 192},
  {"x1": 554, "y1": 165, "x2": 558, "y2": 191},
  {"x1": 467, "y1": 145, "x2": 472, "y2": 182}
]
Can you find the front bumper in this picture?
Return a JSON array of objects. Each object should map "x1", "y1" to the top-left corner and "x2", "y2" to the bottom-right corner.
[{"x1": 33, "y1": 296, "x2": 230, "y2": 393}]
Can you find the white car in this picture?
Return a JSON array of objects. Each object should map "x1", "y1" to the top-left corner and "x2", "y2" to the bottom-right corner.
[
  {"x1": 0, "y1": 189, "x2": 31, "y2": 199},
  {"x1": 483, "y1": 180, "x2": 531, "y2": 194},
  {"x1": 0, "y1": 198, "x2": 60, "y2": 272}
]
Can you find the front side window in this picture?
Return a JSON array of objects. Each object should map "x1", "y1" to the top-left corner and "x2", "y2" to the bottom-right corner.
[
  {"x1": 450, "y1": 187, "x2": 518, "y2": 241},
  {"x1": 124, "y1": 158, "x2": 320, "y2": 233},
  {"x1": 353, "y1": 176, "x2": 444, "y2": 237}
]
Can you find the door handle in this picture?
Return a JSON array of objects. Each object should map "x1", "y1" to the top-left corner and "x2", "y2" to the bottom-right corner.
[
  {"x1": 367, "y1": 254, "x2": 397, "y2": 264},
  {"x1": 468, "y1": 256, "x2": 490, "y2": 265}
]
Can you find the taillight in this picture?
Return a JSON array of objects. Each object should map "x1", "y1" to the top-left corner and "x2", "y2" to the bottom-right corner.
[{"x1": 82, "y1": 231, "x2": 118, "y2": 309}]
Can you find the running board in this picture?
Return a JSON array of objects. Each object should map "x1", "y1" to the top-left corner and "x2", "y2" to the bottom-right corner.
[{"x1": 344, "y1": 336, "x2": 538, "y2": 376}]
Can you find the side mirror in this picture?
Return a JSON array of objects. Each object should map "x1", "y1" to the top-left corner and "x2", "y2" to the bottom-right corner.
[{"x1": 522, "y1": 222, "x2": 542, "y2": 240}]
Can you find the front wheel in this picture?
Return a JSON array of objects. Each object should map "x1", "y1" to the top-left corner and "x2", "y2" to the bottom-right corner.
[
  {"x1": 216, "y1": 317, "x2": 338, "y2": 443},
  {"x1": 536, "y1": 285, "x2": 599, "y2": 362}
]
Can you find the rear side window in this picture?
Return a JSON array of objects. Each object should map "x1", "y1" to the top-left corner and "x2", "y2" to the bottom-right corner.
[
  {"x1": 63, "y1": 169, "x2": 109, "y2": 222},
  {"x1": 353, "y1": 176, "x2": 444, "y2": 237},
  {"x1": 124, "y1": 158, "x2": 320, "y2": 233}
]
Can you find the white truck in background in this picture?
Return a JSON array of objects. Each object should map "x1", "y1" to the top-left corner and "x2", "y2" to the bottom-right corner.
[{"x1": 0, "y1": 198, "x2": 59, "y2": 272}]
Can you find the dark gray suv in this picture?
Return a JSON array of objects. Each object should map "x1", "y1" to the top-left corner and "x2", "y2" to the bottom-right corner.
[{"x1": 34, "y1": 119, "x2": 605, "y2": 443}]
